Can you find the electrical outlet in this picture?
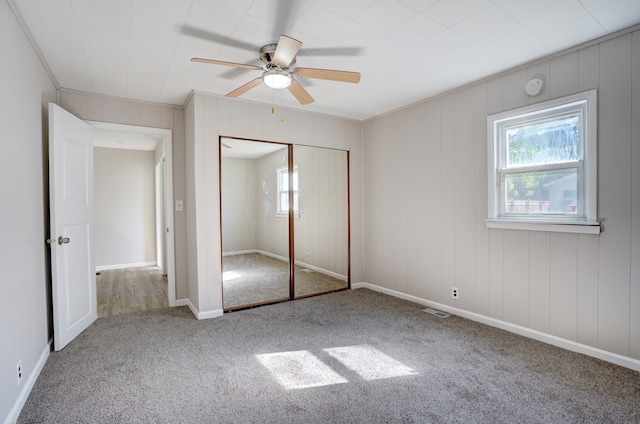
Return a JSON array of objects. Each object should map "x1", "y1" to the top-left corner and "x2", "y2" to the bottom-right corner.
[
  {"x1": 17, "y1": 361, "x2": 22, "y2": 385},
  {"x1": 307, "y1": 252, "x2": 311, "y2": 259},
  {"x1": 451, "y1": 287, "x2": 459, "y2": 299}
]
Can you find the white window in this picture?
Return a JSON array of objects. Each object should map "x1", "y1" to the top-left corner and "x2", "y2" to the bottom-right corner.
[
  {"x1": 487, "y1": 90, "x2": 599, "y2": 234},
  {"x1": 277, "y1": 165, "x2": 298, "y2": 216}
]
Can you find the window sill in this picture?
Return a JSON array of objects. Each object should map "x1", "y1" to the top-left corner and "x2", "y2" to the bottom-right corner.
[
  {"x1": 486, "y1": 219, "x2": 600, "y2": 234},
  {"x1": 275, "y1": 213, "x2": 300, "y2": 218}
]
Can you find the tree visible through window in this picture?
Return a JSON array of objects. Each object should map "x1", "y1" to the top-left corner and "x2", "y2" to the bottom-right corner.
[{"x1": 487, "y1": 90, "x2": 598, "y2": 231}]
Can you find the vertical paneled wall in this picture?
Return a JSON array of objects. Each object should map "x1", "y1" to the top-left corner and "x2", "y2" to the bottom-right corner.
[
  {"x1": 221, "y1": 158, "x2": 259, "y2": 254},
  {"x1": 362, "y1": 30, "x2": 640, "y2": 360},
  {"x1": 57, "y1": 90, "x2": 188, "y2": 299}
]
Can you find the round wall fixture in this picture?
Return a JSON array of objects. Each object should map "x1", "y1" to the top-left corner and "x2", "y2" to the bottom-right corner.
[{"x1": 525, "y1": 78, "x2": 545, "y2": 96}]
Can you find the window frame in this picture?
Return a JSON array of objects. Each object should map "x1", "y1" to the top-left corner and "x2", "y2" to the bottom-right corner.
[
  {"x1": 487, "y1": 89, "x2": 599, "y2": 234},
  {"x1": 276, "y1": 164, "x2": 299, "y2": 217}
]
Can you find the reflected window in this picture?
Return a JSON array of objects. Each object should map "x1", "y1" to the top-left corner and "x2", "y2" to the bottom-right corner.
[{"x1": 277, "y1": 165, "x2": 298, "y2": 215}]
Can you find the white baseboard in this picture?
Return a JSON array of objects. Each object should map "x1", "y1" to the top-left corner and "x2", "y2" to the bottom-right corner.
[
  {"x1": 96, "y1": 261, "x2": 157, "y2": 271},
  {"x1": 253, "y1": 250, "x2": 347, "y2": 281},
  {"x1": 352, "y1": 282, "x2": 640, "y2": 373},
  {"x1": 222, "y1": 250, "x2": 258, "y2": 257},
  {"x1": 4, "y1": 340, "x2": 51, "y2": 424},
  {"x1": 175, "y1": 298, "x2": 223, "y2": 320}
]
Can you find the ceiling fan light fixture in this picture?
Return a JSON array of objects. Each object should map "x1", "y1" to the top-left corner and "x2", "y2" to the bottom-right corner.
[{"x1": 263, "y1": 69, "x2": 292, "y2": 89}]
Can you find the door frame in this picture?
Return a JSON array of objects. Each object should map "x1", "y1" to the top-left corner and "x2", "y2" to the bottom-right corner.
[{"x1": 88, "y1": 121, "x2": 176, "y2": 307}]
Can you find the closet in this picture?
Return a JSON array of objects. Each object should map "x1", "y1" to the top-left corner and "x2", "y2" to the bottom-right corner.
[{"x1": 220, "y1": 137, "x2": 349, "y2": 310}]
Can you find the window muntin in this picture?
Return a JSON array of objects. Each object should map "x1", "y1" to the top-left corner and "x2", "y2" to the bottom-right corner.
[
  {"x1": 277, "y1": 165, "x2": 298, "y2": 215},
  {"x1": 488, "y1": 90, "x2": 598, "y2": 231}
]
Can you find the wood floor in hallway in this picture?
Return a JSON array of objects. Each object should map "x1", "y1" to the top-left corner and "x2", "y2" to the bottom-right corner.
[{"x1": 97, "y1": 267, "x2": 168, "y2": 318}]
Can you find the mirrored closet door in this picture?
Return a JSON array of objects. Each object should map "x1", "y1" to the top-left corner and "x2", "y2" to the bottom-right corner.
[
  {"x1": 220, "y1": 137, "x2": 349, "y2": 311},
  {"x1": 220, "y1": 138, "x2": 291, "y2": 310},
  {"x1": 293, "y1": 145, "x2": 349, "y2": 298}
]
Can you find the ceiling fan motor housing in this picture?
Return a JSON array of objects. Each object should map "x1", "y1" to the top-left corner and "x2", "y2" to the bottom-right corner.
[{"x1": 260, "y1": 44, "x2": 296, "y2": 68}]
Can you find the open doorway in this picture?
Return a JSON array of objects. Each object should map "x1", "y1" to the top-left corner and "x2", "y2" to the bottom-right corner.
[{"x1": 89, "y1": 122, "x2": 176, "y2": 317}]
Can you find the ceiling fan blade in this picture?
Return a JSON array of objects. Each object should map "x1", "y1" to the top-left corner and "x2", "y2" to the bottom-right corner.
[
  {"x1": 181, "y1": 25, "x2": 257, "y2": 52},
  {"x1": 298, "y1": 47, "x2": 364, "y2": 57},
  {"x1": 287, "y1": 79, "x2": 314, "y2": 105},
  {"x1": 295, "y1": 67, "x2": 361, "y2": 83},
  {"x1": 273, "y1": 35, "x2": 302, "y2": 67},
  {"x1": 191, "y1": 58, "x2": 263, "y2": 71},
  {"x1": 226, "y1": 78, "x2": 263, "y2": 98}
]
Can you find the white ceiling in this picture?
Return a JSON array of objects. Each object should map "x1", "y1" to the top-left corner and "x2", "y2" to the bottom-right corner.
[
  {"x1": 11, "y1": 0, "x2": 640, "y2": 121},
  {"x1": 93, "y1": 129, "x2": 162, "y2": 151},
  {"x1": 221, "y1": 137, "x2": 287, "y2": 159}
]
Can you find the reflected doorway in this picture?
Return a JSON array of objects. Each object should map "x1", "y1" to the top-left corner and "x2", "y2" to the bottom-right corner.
[{"x1": 220, "y1": 137, "x2": 349, "y2": 310}]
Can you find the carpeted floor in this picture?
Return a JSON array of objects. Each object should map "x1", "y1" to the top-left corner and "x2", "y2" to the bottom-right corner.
[
  {"x1": 222, "y1": 253, "x2": 347, "y2": 309},
  {"x1": 19, "y1": 289, "x2": 639, "y2": 423}
]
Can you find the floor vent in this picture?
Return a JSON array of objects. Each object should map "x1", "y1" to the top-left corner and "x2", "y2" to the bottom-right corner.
[{"x1": 423, "y1": 308, "x2": 450, "y2": 318}]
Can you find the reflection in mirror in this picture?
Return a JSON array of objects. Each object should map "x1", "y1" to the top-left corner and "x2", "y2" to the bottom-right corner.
[
  {"x1": 293, "y1": 145, "x2": 349, "y2": 297},
  {"x1": 221, "y1": 138, "x2": 290, "y2": 309}
]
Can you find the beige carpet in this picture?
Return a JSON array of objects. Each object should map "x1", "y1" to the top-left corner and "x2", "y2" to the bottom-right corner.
[
  {"x1": 19, "y1": 289, "x2": 640, "y2": 423},
  {"x1": 222, "y1": 253, "x2": 348, "y2": 309}
]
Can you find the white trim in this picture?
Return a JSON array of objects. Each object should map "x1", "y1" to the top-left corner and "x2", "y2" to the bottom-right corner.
[
  {"x1": 197, "y1": 309, "x2": 224, "y2": 320},
  {"x1": 96, "y1": 261, "x2": 157, "y2": 271},
  {"x1": 175, "y1": 298, "x2": 191, "y2": 307},
  {"x1": 176, "y1": 298, "x2": 223, "y2": 320},
  {"x1": 258, "y1": 250, "x2": 289, "y2": 262},
  {"x1": 4, "y1": 340, "x2": 51, "y2": 424},
  {"x1": 223, "y1": 250, "x2": 347, "y2": 281},
  {"x1": 487, "y1": 90, "x2": 598, "y2": 230},
  {"x1": 486, "y1": 220, "x2": 601, "y2": 234},
  {"x1": 87, "y1": 121, "x2": 176, "y2": 307},
  {"x1": 222, "y1": 249, "x2": 259, "y2": 257},
  {"x1": 351, "y1": 283, "x2": 640, "y2": 372},
  {"x1": 295, "y1": 261, "x2": 347, "y2": 281}
]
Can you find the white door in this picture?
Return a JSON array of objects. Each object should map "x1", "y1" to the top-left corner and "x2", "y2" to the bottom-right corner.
[{"x1": 48, "y1": 103, "x2": 96, "y2": 351}]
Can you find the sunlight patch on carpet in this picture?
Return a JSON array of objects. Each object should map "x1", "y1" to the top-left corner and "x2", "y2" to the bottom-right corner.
[
  {"x1": 256, "y1": 345, "x2": 417, "y2": 389},
  {"x1": 324, "y1": 345, "x2": 418, "y2": 380},
  {"x1": 222, "y1": 271, "x2": 241, "y2": 281},
  {"x1": 256, "y1": 350, "x2": 348, "y2": 390}
]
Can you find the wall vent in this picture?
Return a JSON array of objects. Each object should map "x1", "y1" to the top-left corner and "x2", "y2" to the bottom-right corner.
[{"x1": 423, "y1": 308, "x2": 450, "y2": 318}]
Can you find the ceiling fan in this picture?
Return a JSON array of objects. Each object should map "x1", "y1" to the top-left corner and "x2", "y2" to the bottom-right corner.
[{"x1": 191, "y1": 34, "x2": 361, "y2": 105}]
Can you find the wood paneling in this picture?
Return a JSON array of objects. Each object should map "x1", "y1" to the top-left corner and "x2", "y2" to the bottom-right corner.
[
  {"x1": 361, "y1": 28, "x2": 640, "y2": 362},
  {"x1": 631, "y1": 30, "x2": 640, "y2": 360},
  {"x1": 503, "y1": 230, "x2": 529, "y2": 327},
  {"x1": 528, "y1": 232, "x2": 550, "y2": 333},
  {"x1": 597, "y1": 34, "x2": 632, "y2": 356},
  {"x1": 549, "y1": 233, "x2": 578, "y2": 341}
]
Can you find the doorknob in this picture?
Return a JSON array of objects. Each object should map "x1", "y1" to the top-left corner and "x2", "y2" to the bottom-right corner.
[{"x1": 45, "y1": 236, "x2": 70, "y2": 245}]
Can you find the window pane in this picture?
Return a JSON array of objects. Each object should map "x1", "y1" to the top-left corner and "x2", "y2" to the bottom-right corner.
[
  {"x1": 280, "y1": 171, "x2": 288, "y2": 191},
  {"x1": 506, "y1": 115, "x2": 580, "y2": 167},
  {"x1": 280, "y1": 192, "x2": 289, "y2": 211},
  {"x1": 505, "y1": 169, "x2": 578, "y2": 214},
  {"x1": 293, "y1": 191, "x2": 298, "y2": 212}
]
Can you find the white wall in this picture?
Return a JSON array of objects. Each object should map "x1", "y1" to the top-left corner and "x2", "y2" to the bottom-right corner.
[
  {"x1": 221, "y1": 157, "x2": 259, "y2": 253},
  {"x1": 57, "y1": 91, "x2": 187, "y2": 299},
  {"x1": 362, "y1": 29, "x2": 640, "y2": 365},
  {"x1": 185, "y1": 94, "x2": 363, "y2": 318},
  {"x1": 0, "y1": 1, "x2": 58, "y2": 422},
  {"x1": 94, "y1": 147, "x2": 157, "y2": 269}
]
